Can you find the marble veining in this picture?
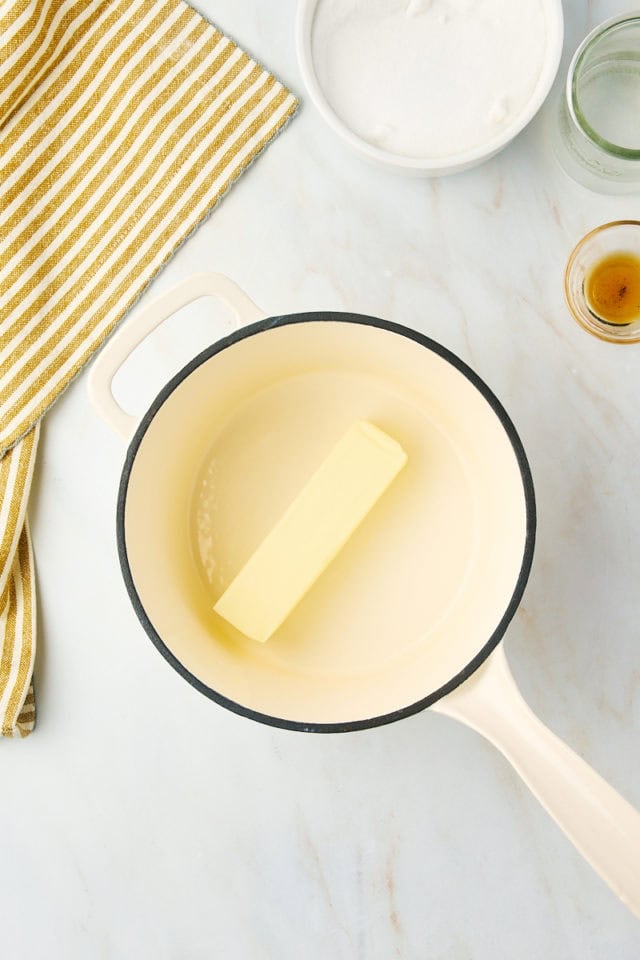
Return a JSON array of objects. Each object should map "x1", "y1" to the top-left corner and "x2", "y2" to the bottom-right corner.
[{"x1": 1, "y1": 1, "x2": 639, "y2": 957}]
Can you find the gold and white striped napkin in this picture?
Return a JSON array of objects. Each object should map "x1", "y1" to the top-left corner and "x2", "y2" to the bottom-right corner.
[{"x1": 0, "y1": 0, "x2": 298, "y2": 736}]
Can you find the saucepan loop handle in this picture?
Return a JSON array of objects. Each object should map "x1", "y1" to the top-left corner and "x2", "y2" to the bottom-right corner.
[{"x1": 88, "y1": 273, "x2": 266, "y2": 441}]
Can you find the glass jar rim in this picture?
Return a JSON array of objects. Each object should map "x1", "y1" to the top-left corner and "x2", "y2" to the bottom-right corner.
[{"x1": 568, "y1": 13, "x2": 640, "y2": 160}]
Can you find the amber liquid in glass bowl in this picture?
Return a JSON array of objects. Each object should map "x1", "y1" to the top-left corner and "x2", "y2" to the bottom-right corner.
[
  {"x1": 586, "y1": 253, "x2": 640, "y2": 326},
  {"x1": 565, "y1": 221, "x2": 640, "y2": 343}
]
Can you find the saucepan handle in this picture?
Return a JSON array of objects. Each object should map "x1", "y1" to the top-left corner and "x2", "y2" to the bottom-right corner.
[
  {"x1": 432, "y1": 645, "x2": 640, "y2": 917},
  {"x1": 88, "y1": 273, "x2": 266, "y2": 441}
]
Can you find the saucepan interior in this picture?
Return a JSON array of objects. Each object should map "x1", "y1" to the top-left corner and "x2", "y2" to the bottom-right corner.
[{"x1": 118, "y1": 314, "x2": 534, "y2": 730}]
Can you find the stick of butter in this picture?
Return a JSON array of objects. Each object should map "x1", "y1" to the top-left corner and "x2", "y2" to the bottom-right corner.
[{"x1": 214, "y1": 420, "x2": 407, "y2": 643}]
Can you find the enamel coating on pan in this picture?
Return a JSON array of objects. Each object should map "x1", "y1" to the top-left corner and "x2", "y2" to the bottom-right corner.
[
  {"x1": 115, "y1": 312, "x2": 536, "y2": 733},
  {"x1": 90, "y1": 276, "x2": 640, "y2": 915}
]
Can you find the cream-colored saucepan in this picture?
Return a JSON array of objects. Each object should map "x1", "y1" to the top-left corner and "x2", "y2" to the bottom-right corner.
[{"x1": 89, "y1": 274, "x2": 640, "y2": 915}]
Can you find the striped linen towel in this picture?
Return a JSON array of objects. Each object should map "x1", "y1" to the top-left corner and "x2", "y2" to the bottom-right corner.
[{"x1": 0, "y1": 0, "x2": 298, "y2": 737}]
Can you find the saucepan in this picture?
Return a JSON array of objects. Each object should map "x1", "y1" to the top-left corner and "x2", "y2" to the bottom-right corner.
[{"x1": 88, "y1": 273, "x2": 640, "y2": 914}]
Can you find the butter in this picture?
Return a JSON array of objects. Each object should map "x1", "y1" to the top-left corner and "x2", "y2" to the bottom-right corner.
[{"x1": 214, "y1": 421, "x2": 407, "y2": 643}]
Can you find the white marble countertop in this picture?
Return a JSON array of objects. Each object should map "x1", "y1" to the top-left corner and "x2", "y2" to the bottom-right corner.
[{"x1": 3, "y1": 1, "x2": 640, "y2": 956}]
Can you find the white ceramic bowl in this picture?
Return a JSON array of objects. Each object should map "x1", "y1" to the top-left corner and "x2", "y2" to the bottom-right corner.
[{"x1": 296, "y1": 0, "x2": 564, "y2": 177}]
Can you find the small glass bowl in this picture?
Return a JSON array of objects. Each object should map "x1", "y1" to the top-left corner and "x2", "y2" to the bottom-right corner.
[{"x1": 565, "y1": 221, "x2": 640, "y2": 343}]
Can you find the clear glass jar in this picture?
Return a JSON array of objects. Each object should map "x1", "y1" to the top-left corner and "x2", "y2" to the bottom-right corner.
[{"x1": 553, "y1": 13, "x2": 640, "y2": 193}]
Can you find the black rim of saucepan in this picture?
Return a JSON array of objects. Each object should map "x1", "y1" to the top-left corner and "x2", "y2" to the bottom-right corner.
[{"x1": 117, "y1": 312, "x2": 536, "y2": 733}]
